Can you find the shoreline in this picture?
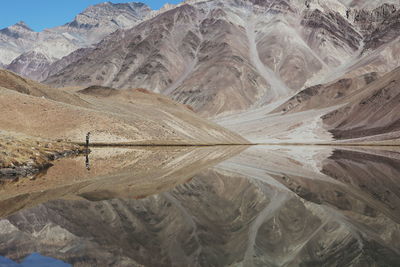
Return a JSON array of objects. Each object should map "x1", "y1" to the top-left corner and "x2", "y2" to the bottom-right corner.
[
  {"x1": 0, "y1": 133, "x2": 87, "y2": 179},
  {"x1": 1, "y1": 141, "x2": 399, "y2": 179},
  {"x1": 0, "y1": 148, "x2": 87, "y2": 179},
  {"x1": 73, "y1": 142, "x2": 400, "y2": 147}
]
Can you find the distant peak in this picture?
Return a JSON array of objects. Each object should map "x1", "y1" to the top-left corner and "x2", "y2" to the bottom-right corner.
[
  {"x1": 99, "y1": 1, "x2": 112, "y2": 6},
  {"x1": 16, "y1": 20, "x2": 27, "y2": 26},
  {"x1": 13, "y1": 21, "x2": 33, "y2": 31},
  {"x1": 83, "y1": 1, "x2": 151, "y2": 12}
]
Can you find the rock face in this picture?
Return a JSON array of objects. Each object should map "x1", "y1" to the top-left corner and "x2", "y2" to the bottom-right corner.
[
  {"x1": 0, "y1": 2, "x2": 151, "y2": 80},
  {"x1": 361, "y1": 7, "x2": 400, "y2": 51},
  {"x1": 351, "y1": 4, "x2": 398, "y2": 34}
]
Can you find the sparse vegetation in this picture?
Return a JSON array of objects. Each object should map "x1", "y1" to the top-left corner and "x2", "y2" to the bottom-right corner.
[{"x1": 0, "y1": 132, "x2": 85, "y2": 177}]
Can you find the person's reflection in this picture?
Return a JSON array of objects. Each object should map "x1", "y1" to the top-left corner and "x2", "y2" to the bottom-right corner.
[{"x1": 85, "y1": 153, "x2": 91, "y2": 171}]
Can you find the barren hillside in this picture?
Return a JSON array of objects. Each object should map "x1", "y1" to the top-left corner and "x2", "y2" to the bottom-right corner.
[{"x1": 0, "y1": 69, "x2": 247, "y2": 145}]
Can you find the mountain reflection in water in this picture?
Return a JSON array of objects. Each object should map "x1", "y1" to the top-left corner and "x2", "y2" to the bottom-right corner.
[{"x1": 0, "y1": 145, "x2": 399, "y2": 267}]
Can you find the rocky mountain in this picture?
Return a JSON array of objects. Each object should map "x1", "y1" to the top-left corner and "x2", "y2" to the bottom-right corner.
[
  {"x1": 0, "y1": 21, "x2": 37, "y2": 65},
  {"x1": 1, "y1": 2, "x2": 151, "y2": 80},
  {"x1": 2, "y1": 0, "x2": 399, "y2": 144},
  {"x1": 218, "y1": 67, "x2": 400, "y2": 144},
  {"x1": 322, "y1": 67, "x2": 400, "y2": 141},
  {"x1": 6, "y1": 51, "x2": 53, "y2": 81},
  {"x1": 43, "y1": 0, "x2": 400, "y2": 121},
  {"x1": 44, "y1": 0, "x2": 356, "y2": 116}
]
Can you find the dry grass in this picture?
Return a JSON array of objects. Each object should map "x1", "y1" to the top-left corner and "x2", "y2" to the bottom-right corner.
[{"x1": 0, "y1": 132, "x2": 83, "y2": 169}]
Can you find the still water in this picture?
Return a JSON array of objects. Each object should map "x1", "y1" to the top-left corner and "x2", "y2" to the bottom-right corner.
[{"x1": 0, "y1": 145, "x2": 399, "y2": 267}]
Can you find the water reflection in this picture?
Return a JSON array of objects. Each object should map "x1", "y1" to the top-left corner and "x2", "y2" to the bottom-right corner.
[
  {"x1": 85, "y1": 152, "x2": 90, "y2": 171},
  {"x1": 0, "y1": 146, "x2": 399, "y2": 266},
  {"x1": 0, "y1": 253, "x2": 71, "y2": 267}
]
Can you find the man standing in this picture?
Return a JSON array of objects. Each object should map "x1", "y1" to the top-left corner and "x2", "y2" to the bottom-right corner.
[{"x1": 86, "y1": 132, "x2": 91, "y2": 148}]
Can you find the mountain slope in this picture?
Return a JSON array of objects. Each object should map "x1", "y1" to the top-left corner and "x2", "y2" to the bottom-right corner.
[
  {"x1": 322, "y1": 67, "x2": 400, "y2": 141},
  {"x1": 217, "y1": 67, "x2": 400, "y2": 144},
  {"x1": 0, "y1": 69, "x2": 246, "y2": 145}
]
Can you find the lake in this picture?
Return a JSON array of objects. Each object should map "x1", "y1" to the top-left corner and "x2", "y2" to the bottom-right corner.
[{"x1": 0, "y1": 145, "x2": 399, "y2": 266}]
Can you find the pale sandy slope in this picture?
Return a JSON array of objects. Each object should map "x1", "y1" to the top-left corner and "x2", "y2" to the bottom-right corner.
[{"x1": 0, "y1": 70, "x2": 247, "y2": 145}]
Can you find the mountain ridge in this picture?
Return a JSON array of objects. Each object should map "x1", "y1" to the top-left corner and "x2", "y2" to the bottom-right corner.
[
  {"x1": 1, "y1": 1, "x2": 152, "y2": 80},
  {"x1": 43, "y1": 0, "x2": 399, "y2": 117}
]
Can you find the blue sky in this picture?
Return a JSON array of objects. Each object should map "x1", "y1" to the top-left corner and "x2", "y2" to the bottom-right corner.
[{"x1": 0, "y1": 0, "x2": 182, "y2": 32}]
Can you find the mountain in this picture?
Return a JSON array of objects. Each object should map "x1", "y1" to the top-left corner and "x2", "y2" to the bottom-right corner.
[
  {"x1": 6, "y1": 51, "x2": 53, "y2": 81},
  {"x1": 43, "y1": 0, "x2": 353, "y2": 116},
  {"x1": 43, "y1": 0, "x2": 400, "y2": 119},
  {"x1": 48, "y1": 1, "x2": 151, "y2": 45},
  {"x1": 2, "y1": 0, "x2": 399, "y2": 144},
  {"x1": 0, "y1": 69, "x2": 246, "y2": 145},
  {"x1": 217, "y1": 67, "x2": 400, "y2": 144},
  {"x1": 322, "y1": 67, "x2": 400, "y2": 141},
  {"x1": 0, "y1": 21, "x2": 37, "y2": 65},
  {"x1": 1, "y1": 2, "x2": 151, "y2": 80}
]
